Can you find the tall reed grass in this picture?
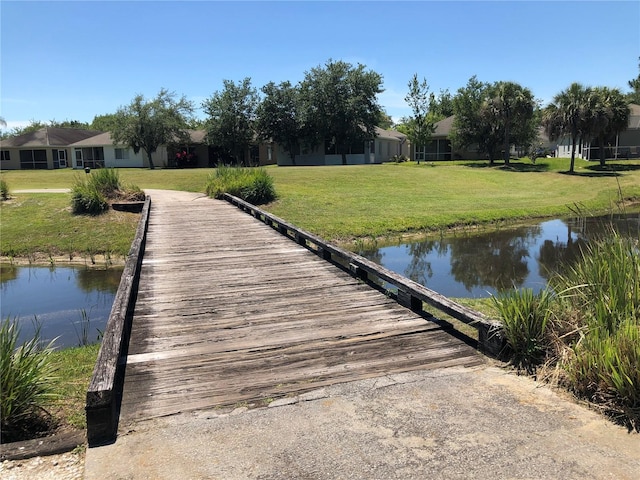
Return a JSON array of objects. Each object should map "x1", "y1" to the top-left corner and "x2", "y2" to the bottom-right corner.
[
  {"x1": 71, "y1": 168, "x2": 145, "y2": 214},
  {"x1": 0, "y1": 318, "x2": 58, "y2": 442},
  {"x1": 205, "y1": 167, "x2": 276, "y2": 205},
  {"x1": 493, "y1": 230, "x2": 640, "y2": 430}
]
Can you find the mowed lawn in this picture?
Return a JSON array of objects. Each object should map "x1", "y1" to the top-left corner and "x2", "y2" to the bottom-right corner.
[{"x1": 2, "y1": 158, "x2": 640, "y2": 249}]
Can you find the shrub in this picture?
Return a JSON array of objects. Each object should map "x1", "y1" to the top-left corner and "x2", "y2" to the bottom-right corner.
[
  {"x1": 71, "y1": 176, "x2": 108, "y2": 215},
  {"x1": 1, "y1": 318, "x2": 58, "y2": 441},
  {"x1": 71, "y1": 168, "x2": 145, "y2": 214},
  {"x1": 1, "y1": 178, "x2": 9, "y2": 200},
  {"x1": 205, "y1": 167, "x2": 276, "y2": 205},
  {"x1": 565, "y1": 318, "x2": 640, "y2": 429},
  {"x1": 491, "y1": 288, "x2": 553, "y2": 372},
  {"x1": 90, "y1": 168, "x2": 121, "y2": 198}
]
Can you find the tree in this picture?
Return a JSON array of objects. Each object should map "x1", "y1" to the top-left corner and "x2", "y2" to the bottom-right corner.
[
  {"x1": 299, "y1": 59, "x2": 383, "y2": 165},
  {"x1": 91, "y1": 113, "x2": 120, "y2": 132},
  {"x1": 487, "y1": 82, "x2": 537, "y2": 164},
  {"x1": 627, "y1": 57, "x2": 640, "y2": 105},
  {"x1": 111, "y1": 89, "x2": 194, "y2": 169},
  {"x1": 49, "y1": 119, "x2": 91, "y2": 129},
  {"x1": 451, "y1": 78, "x2": 537, "y2": 165},
  {"x1": 203, "y1": 78, "x2": 259, "y2": 165},
  {"x1": 450, "y1": 76, "x2": 500, "y2": 162},
  {"x1": 428, "y1": 89, "x2": 454, "y2": 123},
  {"x1": 404, "y1": 74, "x2": 434, "y2": 164},
  {"x1": 542, "y1": 83, "x2": 591, "y2": 173},
  {"x1": 256, "y1": 81, "x2": 303, "y2": 165},
  {"x1": 376, "y1": 110, "x2": 394, "y2": 130},
  {"x1": 586, "y1": 87, "x2": 630, "y2": 166}
]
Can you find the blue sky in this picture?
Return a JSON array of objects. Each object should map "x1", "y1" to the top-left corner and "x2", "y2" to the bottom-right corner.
[{"x1": 1, "y1": 1, "x2": 639, "y2": 131}]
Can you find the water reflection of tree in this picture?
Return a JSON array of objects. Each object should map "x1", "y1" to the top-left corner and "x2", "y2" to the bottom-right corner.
[
  {"x1": 403, "y1": 240, "x2": 442, "y2": 285},
  {"x1": 76, "y1": 268, "x2": 123, "y2": 294},
  {"x1": 537, "y1": 232, "x2": 588, "y2": 281},
  {"x1": 448, "y1": 228, "x2": 537, "y2": 291},
  {"x1": 0, "y1": 265, "x2": 18, "y2": 286}
]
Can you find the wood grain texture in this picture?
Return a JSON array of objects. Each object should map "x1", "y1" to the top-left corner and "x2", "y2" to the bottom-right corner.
[{"x1": 118, "y1": 190, "x2": 483, "y2": 426}]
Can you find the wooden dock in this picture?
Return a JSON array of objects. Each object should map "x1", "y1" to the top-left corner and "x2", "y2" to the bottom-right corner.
[{"x1": 117, "y1": 190, "x2": 483, "y2": 425}]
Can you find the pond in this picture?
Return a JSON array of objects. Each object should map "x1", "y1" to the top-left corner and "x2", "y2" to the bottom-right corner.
[
  {"x1": 1, "y1": 265, "x2": 122, "y2": 349},
  {"x1": 353, "y1": 214, "x2": 640, "y2": 299}
]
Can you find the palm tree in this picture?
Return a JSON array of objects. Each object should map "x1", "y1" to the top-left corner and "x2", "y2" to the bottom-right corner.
[
  {"x1": 543, "y1": 83, "x2": 591, "y2": 173},
  {"x1": 489, "y1": 82, "x2": 536, "y2": 164},
  {"x1": 586, "y1": 87, "x2": 630, "y2": 167}
]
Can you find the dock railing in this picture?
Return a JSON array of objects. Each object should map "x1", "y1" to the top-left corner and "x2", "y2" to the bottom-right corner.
[
  {"x1": 223, "y1": 194, "x2": 505, "y2": 356},
  {"x1": 85, "y1": 196, "x2": 151, "y2": 446}
]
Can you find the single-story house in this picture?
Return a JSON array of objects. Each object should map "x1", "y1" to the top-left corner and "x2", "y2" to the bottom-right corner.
[
  {"x1": 0, "y1": 127, "x2": 104, "y2": 170},
  {"x1": 412, "y1": 116, "x2": 554, "y2": 161},
  {"x1": 557, "y1": 103, "x2": 640, "y2": 160},
  {"x1": 276, "y1": 127, "x2": 409, "y2": 166}
]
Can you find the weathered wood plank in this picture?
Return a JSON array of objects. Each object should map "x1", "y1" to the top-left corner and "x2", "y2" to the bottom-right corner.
[{"x1": 113, "y1": 191, "x2": 484, "y2": 434}]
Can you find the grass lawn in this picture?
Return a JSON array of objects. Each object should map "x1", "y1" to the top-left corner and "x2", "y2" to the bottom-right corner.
[{"x1": 2, "y1": 159, "x2": 640, "y2": 256}]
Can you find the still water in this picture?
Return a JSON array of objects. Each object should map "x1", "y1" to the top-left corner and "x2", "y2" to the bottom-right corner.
[
  {"x1": 354, "y1": 214, "x2": 640, "y2": 299},
  {"x1": 0, "y1": 265, "x2": 122, "y2": 348}
]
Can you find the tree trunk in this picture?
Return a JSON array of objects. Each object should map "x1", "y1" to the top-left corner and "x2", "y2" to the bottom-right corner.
[
  {"x1": 341, "y1": 152, "x2": 347, "y2": 165},
  {"x1": 569, "y1": 137, "x2": 576, "y2": 173},
  {"x1": 598, "y1": 133, "x2": 606, "y2": 167},
  {"x1": 503, "y1": 122, "x2": 510, "y2": 165},
  {"x1": 146, "y1": 151, "x2": 155, "y2": 170}
]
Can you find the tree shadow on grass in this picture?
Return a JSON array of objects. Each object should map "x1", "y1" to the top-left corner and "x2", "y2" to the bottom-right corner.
[{"x1": 462, "y1": 160, "x2": 550, "y2": 172}]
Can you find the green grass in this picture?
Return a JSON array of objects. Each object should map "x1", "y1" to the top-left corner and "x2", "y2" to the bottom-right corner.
[
  {"x1": 264, "y1": 159, "x2": 640, "y2": 240},
  {"x1": 1, "y1": 193, "x2": 139, "y2": 260},
  {"x1": 48, "y1": 343, "x2": 100, "y2": 429}
]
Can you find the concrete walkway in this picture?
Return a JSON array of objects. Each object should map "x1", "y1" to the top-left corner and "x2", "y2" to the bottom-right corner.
[{"x1": 85, "y1": 365, "x2": 639, "y2": 479}]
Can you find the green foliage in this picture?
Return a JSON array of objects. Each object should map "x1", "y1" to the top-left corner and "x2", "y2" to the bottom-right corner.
[
  {"x1": 627, "y1": 57, "x2": 640, "y2": 104},
  {"x1": 256, "y1": 81, "x2": 303, "y2": 164},
  {"x1": 90, "y1": 113, "x2": 120, "y2": 132},
  {"x1": 586, "y1": 87, "x2": 631, "y2": 167},
  {"x1": 299, "y1": 59, "x2": 383, "y2": 164},
  {"x1": 451, "y1": 77, "x2": 538, "y2": 164},
  {"x1": 491, "y1": 288, "x2": 553, "y2": 372},
  {"x1": 203, "y1": 78, "x2": 259, "y2": 165},
  {"x1": 111, "y1": 88, "x2": 195, "y2": 169},
  {"x1": 1, "y1": 318, "x2": 58, "y2": 441},
  {"x1": 1, "y1": 178, "x2": 9, "y2": 200},
  {"x1": 566, "y1": 318, "x2": 640, "y2": 429},
  {"x1": 71, "y1": 168, "x2": 144, "y2": 215},
  {"x1": 71, "y1": 176, "x2": 108, "y2": 215},
  {"x1": 205, "y1": 167, "x2": 276, "y2": 205},
  {"x1": 403, "y1": 74, "x2": 435, "y2": 163},
  {"x1": 552, "y1": 232, "x2": 639, "y2": 333}
]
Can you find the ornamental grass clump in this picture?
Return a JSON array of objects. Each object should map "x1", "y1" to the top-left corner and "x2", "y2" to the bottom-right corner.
[
  {"x1": 205, "y1": 166, "x2": 276, "y2": 205},
  {"x1": 551, "y1": 232, "x2": 640, "y2": 430},
  {"x1": 491, "y1": 288, "x2": 553, "y2": 373},
  {"x1": 71, "y1": 168, "x2": 145, "y2": 214},
  {"x1": 1, "y1": 318, "x2": 58, "y2": 442}
]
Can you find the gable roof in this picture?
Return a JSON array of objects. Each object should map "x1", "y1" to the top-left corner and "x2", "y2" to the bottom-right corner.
[
  {"x1": 375, "y1": 126, "x2": 406, "y2": 141},
  {"x1": 70, "y1": 132, "x2": 113, "y2": 146},
  {"x1": 0, "y1": 127, "x2": 103, "y2": 148}
]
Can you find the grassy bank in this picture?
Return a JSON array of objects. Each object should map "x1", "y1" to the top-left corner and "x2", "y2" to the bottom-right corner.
[
  {"x1": 1, "y1": 193, "x2": 139, "y2": 261},
  {"x1": 3, "y1": 159, "x2": 640, "y2": 255}
]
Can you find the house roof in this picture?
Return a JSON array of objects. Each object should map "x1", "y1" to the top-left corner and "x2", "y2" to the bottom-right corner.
[
  {"x1": 375, "y1": 126, "x2": 406, "y2": 141},
  {"x1": 70, "y1": 131, "x2": 113, "y2": 146},
  {"x1": 0, "y1": 127, "x2": 103, "y2": 148},
  {"x1": 433, "y1": 116, "x2": 455, "y2": 137}
]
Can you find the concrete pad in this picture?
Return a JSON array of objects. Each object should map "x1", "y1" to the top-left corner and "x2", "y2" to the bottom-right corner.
[{"x1": 84, "y1": 366, "x2": 640, "y2": 479}]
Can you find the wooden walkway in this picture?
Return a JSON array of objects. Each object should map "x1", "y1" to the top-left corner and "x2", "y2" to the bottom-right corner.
[{"x1": 118, "y1": 190, "x2": 483, "y2": 425}]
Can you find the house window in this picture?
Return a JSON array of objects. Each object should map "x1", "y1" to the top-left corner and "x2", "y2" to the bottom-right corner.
[
  {"x1": 19, "y1": 149, "x2": 48, "y2": 169},
  {"x1": 1, "y1": 150, "x2": 10, "y2": 161},
  {"x1": 115, "y1": 148, "x2": 129, "y2": 160},
  {"x1": 81, "y1": 147, "x2": 105, "y2": 168}
]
